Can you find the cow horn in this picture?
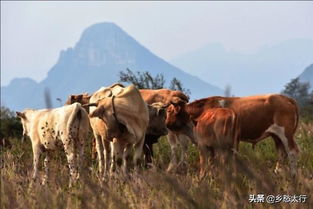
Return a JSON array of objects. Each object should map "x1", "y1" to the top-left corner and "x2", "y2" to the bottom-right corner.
[{"x1": 16, "y1": 111, "x2": 26, "y2": 119}]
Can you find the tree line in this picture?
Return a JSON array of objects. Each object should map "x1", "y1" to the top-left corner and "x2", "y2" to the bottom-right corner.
[
  {"x1": 281, "y1": 77, "x2": 313, "y2": 121},
  {"x1": 1, "y1": 68, "x2": 312, "y2": 141}
]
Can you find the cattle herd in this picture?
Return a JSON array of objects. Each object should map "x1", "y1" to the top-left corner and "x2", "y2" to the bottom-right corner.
[{"x1": 16, "y1": 83, "x2": 300, "y2": 187}]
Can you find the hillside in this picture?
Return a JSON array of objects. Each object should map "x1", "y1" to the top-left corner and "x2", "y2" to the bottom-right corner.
[
  {"x1": 299, "y1": 64, "x2": 313, "y2": 89},
  {"x1": 1, "y1": 22, "x2": 222, "y2": 111},
  {"x1": 171, "y1": 39, "x2": 313, "y2": 96}
]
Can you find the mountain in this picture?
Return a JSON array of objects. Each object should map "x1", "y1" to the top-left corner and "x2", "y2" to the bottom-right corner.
[
  {"x1": 171, "y1": 39, "x2": 313, "y2": 96},
  {"x1": 1, "y1": 22, "x2": 222, "y2": 111},
  {"x1": 299, "y1": 64, "x2": 313, "y2": 90}
]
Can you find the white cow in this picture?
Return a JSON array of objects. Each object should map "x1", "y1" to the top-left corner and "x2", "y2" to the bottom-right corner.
[
  {"x1": 16, "y1": 103, "x2": 89, "y2": 187},
  {"x1": 89, "y1": 84, "x2": 149, "y2": 176}
]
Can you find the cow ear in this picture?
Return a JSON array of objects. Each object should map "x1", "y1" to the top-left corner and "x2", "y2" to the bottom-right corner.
[
  {"x1": 89, "y1": 106, "x2": 104, "y2": 118},
  {"x1": 16, "y1": 111, "x2": 26, "y2": 119},
  {"x1": 173, "y1": 105, "x2": 181, "y2": 114},
  {"x1": 157, "y1": 107, "x2": 166, "y2": 116},
  {"x1": 147, "y1": 104, "x2": 157, "y2": 116},
  {"x1": 68, "y1": 95, "x2": 75, "y2": 103},
  {"x1": 171, "y1": 97, "x2": 186, "y2": 106}
]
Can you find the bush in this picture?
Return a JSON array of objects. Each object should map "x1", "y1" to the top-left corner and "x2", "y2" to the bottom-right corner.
[{"x1": 0, "y1": 106, "x2": 23, "y2": 139}]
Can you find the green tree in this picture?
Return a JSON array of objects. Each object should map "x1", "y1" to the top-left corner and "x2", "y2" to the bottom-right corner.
[
  {"x1": 169, "y1": 77, "x2": 191, "y2": 96},
  {"x1": 119, "y1": 68, "x2": 165, "y2": 89},
  {"x1": 0, "y1": 106, "x2": 23, "y2": 139},
  {"x1": 282, "y1": 78, "x2": 313, "y2": 121},
  {"x1": 119, "y1": 68, "x2": 191, "y2": 96},
  {"x1": 282, "y1": 78, "x2": 311, "y2": 107}
]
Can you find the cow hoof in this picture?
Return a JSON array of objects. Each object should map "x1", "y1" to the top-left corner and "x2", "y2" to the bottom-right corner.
[
  {"x1": 274, "y1": 167, "x2": 283, "y2": 175},
  {"x1": 41, "y1": 179, "x2": 48, "y2": 186}
]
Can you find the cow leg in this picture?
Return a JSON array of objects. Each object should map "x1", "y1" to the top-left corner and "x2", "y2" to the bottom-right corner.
[
  {"x1": 76, "y1": 136, "x2": 86, "y2": 180},
  {"x1": 199, "y1": 148, "x2": 207, "y2": 179},
  {"x1": 110, "y1": 139, "x2": 124, "y2": 175},
  {"x1": 94, "y1": 134, "x2": 104, "y2": 176},
  {"x1": 178, "y1": 134, "x2": 189, "y2": 168},
  {"x1": 103, "y1": 140, "x2": 111, "y2": 175},
  {"x1": 143, "y1": 142, "x2": 153, "y2": 168},
  {"x1": 207, "y1": 147, "x2": 215, "y2": 175},
  {"x1": 64, "y1": 141, "x2": 78, "y2": 188},
  {"x1": 42, "y1": 151, "x2": 51, "y2": 185},
  {"x1": 91, "y1": 137, "x2": 97, "y2": 160},
  {"x1": 123, "y1": 144, "x2": 133, "y2": 174},
  {"x1": 198, "y1": 144, "x2": 208, "y2": 179},
  {"x1": 285, "y1": 133, "x2": 299, "y2": 177},
  {"x1": 266, "y1": 124, "x2": 298, "y2": 176},
  {"x1": 167, "y1": 132, "x2": 179, "y2": 172},
  {"x1": 143, "y1": 142, "x2": 150, "y2": 167},
  {"x1": 272, "y1": 135, "x2": 287, "y2": 174},
  {"x1": 133, "y1": 136, "x2": 145, "y2": 171},
  {"x1": 232, "y1": 139, "x2": 239, "y2": 175},
  {"x1": 148, "y1": 143, "x2": 154, "y2": 162},
  {"x1": 32, "y1": 144, "x2": 41, "y2": 182}
]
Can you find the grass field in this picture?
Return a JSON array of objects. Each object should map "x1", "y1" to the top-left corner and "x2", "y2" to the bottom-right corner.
[{"x1": 1, "y1": 122, "x2": 312, "y2": 209}]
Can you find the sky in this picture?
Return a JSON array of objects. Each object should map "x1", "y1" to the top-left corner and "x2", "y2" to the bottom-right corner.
[{"x1": 1, "y1": 1, "x2": 313, "y2": 86}]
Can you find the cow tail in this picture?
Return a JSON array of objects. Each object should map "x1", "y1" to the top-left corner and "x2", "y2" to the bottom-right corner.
[
  {"x1": 67, "y1": 103, "x2": 82, "y2": 144},
  {"x1": 287, "y1": 97, "x2": 300, "y2": 153},
  {"x1": 231, "y1": 111, "x2": 239, "y2": 153},
  {"x1": 287, "y1": 97, "x2": 299, "y2": 133}
]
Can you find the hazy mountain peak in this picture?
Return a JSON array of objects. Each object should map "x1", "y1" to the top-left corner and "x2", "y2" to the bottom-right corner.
[
  {"x1": 78, "y1": 22, "x2": 127, "y2": 49},
  {"x1": 2, "y1": 22, "x2": 222, "y2": 111},
  {"x1": 299, "y1": 64, "x2": 313, "y2": 89},
  {"x1": 71, "y1": 22, "x2": 143, "y2": 66}
]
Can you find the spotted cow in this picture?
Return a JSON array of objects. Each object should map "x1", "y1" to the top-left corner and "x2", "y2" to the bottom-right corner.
[{"x1": 16, "y1": 103, "x2": 90, "y2": 187}]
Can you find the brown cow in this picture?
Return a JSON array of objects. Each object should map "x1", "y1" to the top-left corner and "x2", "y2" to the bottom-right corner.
[
  {"x1": 140, "y1": 89, "x2": 189, "y2": 105},
  {"x1": 139, "y1": 89, "x2": 195, "y2": 172},
  {"x1": 65, "y1": 93, "x2": 91, "y2": 113},
  {"x1": 144, "y1": 102, "x2": 169, "y2": 167},
  {"x1": 166, "y1": 94, "x2": 299, "y2": 176},
  {"x1": 194, "y1": 108, "x2": 238, "y2": 178}
]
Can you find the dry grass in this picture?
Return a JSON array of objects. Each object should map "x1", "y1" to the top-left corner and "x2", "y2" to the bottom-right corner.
[{"x1": 1, "y1": 122, "x2": 312, "y2": 209}]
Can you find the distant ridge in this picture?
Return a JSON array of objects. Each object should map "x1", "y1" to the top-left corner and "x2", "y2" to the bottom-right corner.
[
  {"x1": 299, "y1": 64, "x2": 313, "y2": 90},
  {"x1": 1, "y1": 22, "x2": 222, "y2": 111},
  {"x1": 171, "y1": 39, "x2": 313, "y2": 96}
]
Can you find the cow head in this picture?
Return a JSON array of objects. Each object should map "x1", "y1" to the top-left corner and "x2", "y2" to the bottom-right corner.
[
  {"x1": 147, "y1": 102, "x2": 169, "y2": 136},
  {"x1": 166, "y1": 102, "x2": 189, "y2": 131},
  {"x1": 16, "y1": 110, "x2": 32, "y2": 141},
  {"x1": 165, "y1": 101, "x2": 197, "y2": 144},
  {"x1": 66, "y1": 93, "x2": 91, "y2": 112},
  {"x1": 89, "y1": 98, "x2": 126, "y2": 139}
]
